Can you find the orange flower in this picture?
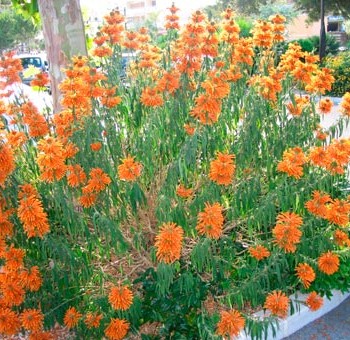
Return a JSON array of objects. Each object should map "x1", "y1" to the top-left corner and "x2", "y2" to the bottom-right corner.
[
  {"x1": 31, "y1": 72, "x2": 50, "y2": 88},
  {"x1": 63, "y1": 307, "x2": 82, "y2": 329},
  {"x1": 90, "y1": 142, "x2": 102, "y2": 151},
  {"x1": 155, "y1": 222, "x2": 184, "y2": 263},
  {"x1": 4, "y1": 246, "x2": 25, "y2": 271},
  {"x1": 305, "y1": 292, "x2": 323, "y2": 311},
  {"x1": 295, "y1": 263, "x2": 316, "y2": 288},
  {"x1": 84, "y1": 312, "x2": 103, "y2": 329},
  {"x1": 140, "y1": 87, "x2": 163, "y2": 107},
  {"x1": 277, "y1": 147, "x2": 307, "y2": 179},
  {"x1": 85, "y1": 168, "x2": 111, "y2": 192},
  {"x1": 17, "y1": 185, "x2": 50, "y2": 238},
  {"x1": 340, "y1": 92, "x2": 350, "y2": 117},
  {"x1": 104, "y1": 318, "x2": 130, "y2": 340},
  {"x1": 248, "y1": 245, "x2": 270, "y2": 261},
  {"x1": 0, "y1": 272, "x2": 25, "y2": 306},
  {"x1": 334, "y1": 229, "x2": 350, "y2": 247},
  {"x1": 21, "y1": 102, "x2": 49, "y2": 138},
  {"x1": 28, "y1": 331, "x2": 53, "y2": 340},
  {"x1": 305, "y1": 190, "x2": 331, "y2": 218},
  {"x1": 0, "y1": 307, "x2": 20, "y2": 335},
  {"x1": 318, "y1": 251, "x2": 340, "y2": 275},
  {"x1": 196, "y1": 202, "x2": 224, "y2": 239},
  {"x1": 20, "y1": 309, "x2": 44, "y2": 332},
  {"x1": 318, "y1": 98, "x2": 333, "y2": 114},
  {"x1": 118, "y1": 156, "x2": 142, "y2": 182},
  {"x1": 272, "y1": 212, "x2": 303, "y2": 253},
  {"x1": 216, "y1": 309, "x2": 245, "y2": 337},
  {"x1": 264, "y1": 290, "x2": 289, "y2": 319},
  {"x1": 326, "y1": 199, "x2": 350, "y2": 226},
  {"x1": 209, "y1": 152, "x2": 235, "y2": 186},
  {"x1": 79, "y1": 188, "x2": 97, "y2": 208},
  {"x1": 66, "y1": 164, "x2": 87, "y2": 187},
  {"x1": 108, "y1": 285, "x2": 133, "y2": 310},
  {"x1": 176, "y1": 184, "x2": 193, "y2": 199},
  {"x1": 0, "y1": 143, "x2": 15, "y2": 187},
  {"x1": 6, "y1": 130, "x2": 27, "y2": 148},
  {"x1": 20, "y1": 266, "x2": 42, "y2": 291}
]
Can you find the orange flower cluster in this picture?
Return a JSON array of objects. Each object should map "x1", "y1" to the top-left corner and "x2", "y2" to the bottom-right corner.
[
  {"x1": 306, "y1": 68, "x2": 334, "y2": 94},
  {"x1": 308, "y1": 139, "x2": 350, "y2": 175},
  {"x1": 108, "y1": 285, "x2": 133, "y2": 310},
  {"x1": 191, "y1": 71, "x2": 231, "y2": 124},
  {"x1": 140, "y1": 86, "x2": 164, "y2": 107},
  {"x1": 318, "y1": 251, "x2": 340, "y2": 275},
  {"x1": 272, "y1": 212, "x2": 303, "y2": 253},
  {"x1": 295, "y1": 263, "x2": 316, "y2": 288},
  {"x1": 104, "y1": 318, "x2": 129, "y2": 340},
  {"x1": 0, "y1": 142, "x2": 15, "y2": 187},
  {"x1": 20, "y1": 309, "x2": 44, "y2": 332},
  {"x1": 305, "y1": 190, "x2": 331, "y2": 218},
  {"x1": 63, "y1": 307, "x2": 82, "y2": 329},
  {"x1": 326, "y1": 198, "x2": 350, "y2": 226},
  {"x1": 66, "y1": 164, "x2": 87, "y2": 188},
  {"x1": 334, "y1": 229, "x2": 350, "y2": 247},
  {"x1": 176, "y1": 184, "x2": 193, "y2": 199},
  {"x1": 252, "y1": 20, "x2": 274, "y2": 48},
  {"x1": 318, "y1": 98, "x2": 333, "y2": 114},
  {"x1": 101, "y1": 86, "x2": 122, "y2": 108},
  {"x1": 277, "y1": 147, "x2": 307, "y2": 179},
  {"x1": 341, "y1": 92, "x2": 350, "y2": 117},
  {"x1": 249, "y1": 70, "x2": 283, "y2": 102},
  {"x1": 183, "y1": 123, "x2": 196, "y2": 136},
  {"x1": 216, "y1": 309, "x2": 245, "y2": 337},
  {"x1": 118, "y1": 156, "x2": 142, "y2": 182},
  {"x1": 165, "y1": 3, "x2": 180, "y2": 30},
  {"x1": 6, "y1": 130, "x2": 27, "y2": 149},
  {"x1": 264, "y1": 290, "x2": 289, "y2": 319},
  {"x1": 30, "y1": 72, "x2": 50, "y2": 88},
  {"x1": 155, "y1": 222, "x2": 184, "y2": 263},
  {"x1": 20, "y1": 102, "x2": 49, "y2": 138},
  {"x1": 0, "y1": 51, "x2": 22, "y2": 93},
  {"x1": 209, "y1": 152, "x2": 235, "y2": 185},
  {"x1": 79, "y1": 168, "x2": 111, "y2": 208},
  {"x1": 196, "y1": 202, "x2": 224, "y2": 239},
  {"x1": 270, "y1": 14, "x2": 286, "y2": 42},
  {"x1": 220, "y1": 8, "x2": 240, "y2": 44},
  {"x1": 305, "y1": 292, "x2": 323, "y2": 311},
  {"x1": 156, "y1": 70, "x2": 180, "y2": 94},
  {"x1": 286, "y1": 95, "x2": 310, "y2": 116},
  {"x1": 37, "y1": 137, "x2": 67, "y2": 182},
  {"x1": 17, "y1": 184, "x2": 50, "y2": 238},
  {"x1": 248, "y1": 245, "x2": 270, "y2": 261}
]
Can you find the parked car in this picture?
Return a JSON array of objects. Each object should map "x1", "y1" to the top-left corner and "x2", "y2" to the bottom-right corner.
[{"x1": 15, "y1": 53, "x2": 50, "y2": 88}]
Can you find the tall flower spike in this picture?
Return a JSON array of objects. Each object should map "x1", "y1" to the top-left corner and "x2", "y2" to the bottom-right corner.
[{"x1": 155, "y1": 222, "x2": 184, "y2": 263}]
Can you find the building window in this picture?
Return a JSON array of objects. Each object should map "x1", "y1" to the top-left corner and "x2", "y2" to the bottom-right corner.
[{"x1": 128, "y1": 2, "x2": 145, "y2": 9}]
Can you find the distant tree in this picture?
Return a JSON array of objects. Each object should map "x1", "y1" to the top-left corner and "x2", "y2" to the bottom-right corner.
[
  {"x1": 12, "y1": 0, "x2": 87, "y2": 112},
  {"x1": 0, "y1": 8, "x2": 38, "y2": 52},
  {"x1": 259, "y1": 1, "x2": 299, "y2": 23},
  {"x1": 294, "y1": 0, "x2": 350, "y2": 61}
]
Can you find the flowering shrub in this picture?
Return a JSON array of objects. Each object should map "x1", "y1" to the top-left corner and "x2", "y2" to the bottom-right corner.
[
  {"x1": 325, "y1": 51, "x2": 350, "y2": 97},
  {"x1": 1, "y1": 5, "x2": 350, "y2": 339}
]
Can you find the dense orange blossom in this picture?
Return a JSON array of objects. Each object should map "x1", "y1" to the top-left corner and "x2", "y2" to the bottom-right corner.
[
  {"x1": 305, "y1": 292, "x2": 323, "y2": 311},
  {"x1": 20, "y1": 309, "x2": 44, "y2": 332},
  {"x1": 248, "y1": 245, "x2": 270, "y2": 261},
  {"x1": 209, "y1": 152, "x2": 236, "y2": 186},
  {"x1": 295, "y1": 263, "x2": 316, "y2": 289},
  {"x1": 196, "y1": 202, "x2": 224, "y2": 239},
  {"x1": 104, "y1": 318, "x2": 130, "y2": 340},
  {"x1": 118, "y1": 156, "x2": 142, "y2": 181},
  {"x1": 63, "y1": 307, "x2": 82, "y2": 329},
  {"x1": 318, "y1": 251, "x2": 340, "y2": 275},
  {"x1": 108, "y1": 285, "x2": 133, "y2": 310},
  {"x1": 264, "y1": 290, "x2": 289, "y2": 319},
  {"x1": 216, "y1": 309, "x2": 245, "y2": 338},
  {"x1": 176, "y1": 184, "x2": 193, "y2": 199},
  {"x1": 155, "y1": 222, "x2": 184, "y2": 263},
  {"x1": 277, "y1": 147, "x2": 307, "y2": 179},
  {"x1": 272, "y1": 212, "x2": 303, "y2": 253},
  {"x1": 305, "y1": 190, "x2": 331, "y2": 219}
]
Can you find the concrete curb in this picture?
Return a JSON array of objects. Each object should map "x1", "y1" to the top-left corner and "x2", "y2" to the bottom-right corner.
[{"x1": 236, "y1": 290, "x2": 350, "y2": 340}]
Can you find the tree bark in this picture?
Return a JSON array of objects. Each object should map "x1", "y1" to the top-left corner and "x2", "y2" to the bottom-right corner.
[
  {"x1": 319, "y1": 0, "x2": 326, "y2": 62},
  {"x1": 37, "y1": 0, "x2": 87, "y2": 113}
]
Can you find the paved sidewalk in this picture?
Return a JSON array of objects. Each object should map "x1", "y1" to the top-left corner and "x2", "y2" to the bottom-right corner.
[{"x1": 283, "y1": 296, "x2": 350, "y2": 340}]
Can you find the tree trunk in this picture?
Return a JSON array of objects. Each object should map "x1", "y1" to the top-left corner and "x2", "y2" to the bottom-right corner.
[
  {"x1": 319, "y1": 0, "x2": 326, "y2": 62},
  {"x1": 37, "y1": 0, "x2": 87, "y2": 113}
]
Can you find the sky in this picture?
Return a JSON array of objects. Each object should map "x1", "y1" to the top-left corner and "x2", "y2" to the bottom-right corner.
[{"x1": 80, "y1": 0, "x2": 218, "y2": 17}]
